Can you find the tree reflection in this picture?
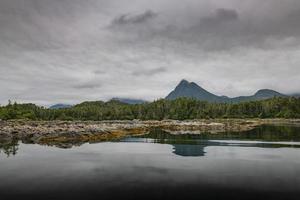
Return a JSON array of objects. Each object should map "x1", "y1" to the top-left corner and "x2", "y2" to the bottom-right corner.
[{"x1": 0, "y1": 139, "x2": 19, "y2": 157}]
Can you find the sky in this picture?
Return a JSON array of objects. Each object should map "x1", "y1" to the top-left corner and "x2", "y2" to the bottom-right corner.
[{"x1": 0, "y1": 0, "x2": 300, "y2": 106}]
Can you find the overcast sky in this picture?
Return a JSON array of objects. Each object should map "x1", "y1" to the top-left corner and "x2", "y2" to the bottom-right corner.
[{"x1": 0, "y1": 0, "x2": 300, "y2": 105}]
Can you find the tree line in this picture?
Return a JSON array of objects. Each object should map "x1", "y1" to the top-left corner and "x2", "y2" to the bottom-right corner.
[{"x1": 0, "y1": 97, "x2": 300, "y2": 121}]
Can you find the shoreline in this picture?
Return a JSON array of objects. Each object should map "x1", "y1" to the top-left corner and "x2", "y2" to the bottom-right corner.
[{"x1": 1, "y1": 119, "x2": 300, "y2": 148}]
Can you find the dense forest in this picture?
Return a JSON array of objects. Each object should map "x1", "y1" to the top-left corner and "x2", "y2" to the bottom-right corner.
[{"x1": 0, "y1": 97, "x2": 300, "y2": 121}]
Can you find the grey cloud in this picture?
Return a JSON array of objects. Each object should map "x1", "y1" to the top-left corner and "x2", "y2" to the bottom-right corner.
[
  {"x1": 112, "y1": 10, "x2": 157, "y2": 26},
  {"x1": 278, "y1": 9, "x2": 300, "y2": 36},
  {"x1": 107, "y1": 5, "x2": 300, "y2": 51},
  {"x1": 73, "y1": 83, "x2": 102, "y2": 89},
  {"x1": 215, "y1": 8, "x2": 238, "y2": 20},
  {"x1": 0, "y1": 0, "x2": 300, "y2": 105},
  {"x1": 201, "y1": 8, "x2": 239, "y2": 24},
  {"x1": 132, "y1": 67, "x2": 167, "y2": 76},
  {"x1": 93, "y1": 69, "x2": 106, "y2": 75}
]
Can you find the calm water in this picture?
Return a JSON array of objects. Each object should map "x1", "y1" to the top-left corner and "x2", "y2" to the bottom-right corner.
[{"x1": 1, "y1": 125, "x2": 300, "y2": 200}]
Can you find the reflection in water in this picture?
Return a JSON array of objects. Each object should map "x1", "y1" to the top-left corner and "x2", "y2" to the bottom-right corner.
[
  {"x1": 224, "y1": 124, "x2": 300, "y2": 141},
  {"x1": 172, "y1": 144, "x2": 206, "y2": 156},
  {"x1": 0, "y1": 139, "x2": 19, "y2": 157},
  {"x1": 134, "y1": 125, "x2": 300, "y2": 142},
  {"x1": 1, "y1": 125, "x2": 300, "y2": 157},
  {"x1": 124, "y1": 126, "x2": 300, "y2": 157},
  {"x1": 1, "y1": 125, "x2": 300, "y2": 200}
]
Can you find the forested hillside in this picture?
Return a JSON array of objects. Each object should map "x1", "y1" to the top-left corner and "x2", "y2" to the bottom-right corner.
[{"x1": 0, "y1": 97, "x2": 300, "y2": 121}]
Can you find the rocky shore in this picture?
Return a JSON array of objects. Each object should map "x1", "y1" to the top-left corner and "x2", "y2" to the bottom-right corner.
[{"x1": 0, "y1": 119, "x2": 299, "y2": 148}]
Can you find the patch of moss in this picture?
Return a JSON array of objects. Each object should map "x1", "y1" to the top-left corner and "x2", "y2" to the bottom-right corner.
[{"x1": 38, "y1": 127, "x2": 147, "y2": 147}]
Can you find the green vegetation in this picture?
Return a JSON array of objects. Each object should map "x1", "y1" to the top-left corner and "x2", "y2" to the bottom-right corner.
[{"x1": 0, "y1": 97, "x2": 300, "y2": 121}]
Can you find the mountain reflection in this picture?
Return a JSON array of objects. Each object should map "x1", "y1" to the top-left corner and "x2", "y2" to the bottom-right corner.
[
  {"x1": 127, "y1": 126, "x2": 300, "y2": 157},
  {"x1": 172, "y1": 144, "x2": 206, "y2": 157}
]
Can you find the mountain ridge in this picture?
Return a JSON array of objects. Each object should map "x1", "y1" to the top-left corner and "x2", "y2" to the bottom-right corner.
[
  {"x1": 111, "y1": 98, "x2": 147, "y2": 104},
  {"x1": 49, "y1": 80, "x2": 296, "y2": 107},
  {"x1": 166, "y1": 80, "x2": 287, "y2": 103},
  {"x1": 49, "y1": 104, "x2": 73, "y2": 109}
]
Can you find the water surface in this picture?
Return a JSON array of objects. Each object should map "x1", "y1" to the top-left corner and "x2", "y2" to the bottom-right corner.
[{"x1": 1, "y1": 125, "x2": 300, "y2": 200}]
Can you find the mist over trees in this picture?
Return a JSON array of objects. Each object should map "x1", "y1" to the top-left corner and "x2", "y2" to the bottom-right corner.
[{"x1": 0, "y1": 97, "x2": 300, "y2": 121}]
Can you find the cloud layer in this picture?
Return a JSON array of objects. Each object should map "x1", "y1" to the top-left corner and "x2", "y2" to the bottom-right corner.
[
  {"x1": 112, "y1": 10, "x2": 157, "y2": 25},
  {"x1": 0, "y1": 0, "x2": 300, "y2": 105}
]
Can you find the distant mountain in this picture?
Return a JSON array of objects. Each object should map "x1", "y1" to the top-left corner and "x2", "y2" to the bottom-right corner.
[
  {"x1": 111, "y1": 98, "x2": 147, "y2": 104},
  {"x1": 49, "y1": 104, "x2": 72, "y2": 109},
  {"x1": 166, "y1": 80, "x2": 287, "y2": 103},
  {"x1": 166, "y1": 80, "x2": 225, "y2": 102},
  {"x1": 232, "y1": 89, "x2": 287, "y2": 102}
]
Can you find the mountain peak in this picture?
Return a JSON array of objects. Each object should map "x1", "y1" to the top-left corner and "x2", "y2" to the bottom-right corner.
[
  {"x1": 177, "y1": 80, "x2": 203, "y2": 90},
  {"x1": 178, "y1": 79, "x2": 189, "y2": 85},
  {"x1": 255, "y1": 89, "x2": 276, "y2": 95},
  {"x1": 166, "y1": 80, "x2": 222, "y2": 102},
  {"x1": 254, "y1": 89, "x2": 286, "y2": 99}
]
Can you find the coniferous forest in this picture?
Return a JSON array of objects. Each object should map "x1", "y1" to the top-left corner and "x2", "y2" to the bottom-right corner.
[{"x1": 0, "y1": 97, "x2": 300, "y2": 121}]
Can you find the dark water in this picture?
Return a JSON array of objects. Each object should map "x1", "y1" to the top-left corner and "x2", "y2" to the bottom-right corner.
[{"x1": 1, "y1": 125, "x2": 300, "y2": 200}]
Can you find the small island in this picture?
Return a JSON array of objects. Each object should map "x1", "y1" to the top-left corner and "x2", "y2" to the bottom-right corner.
[{"x1": 1, "y1": 119, "x2": 299, "y2": 148}]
